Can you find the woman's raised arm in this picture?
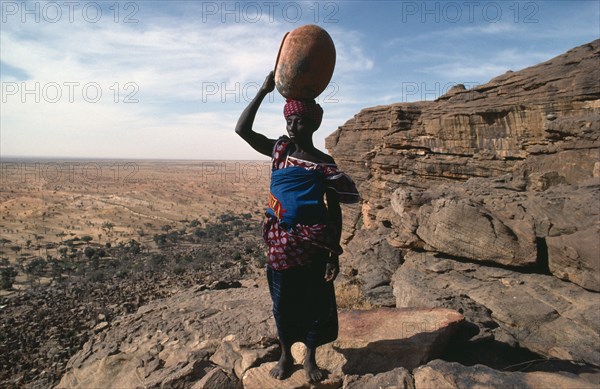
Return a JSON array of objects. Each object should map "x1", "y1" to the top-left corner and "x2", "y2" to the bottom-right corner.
[{"x1": 235, "y1": 71, "x2": 277, "y2": 157}]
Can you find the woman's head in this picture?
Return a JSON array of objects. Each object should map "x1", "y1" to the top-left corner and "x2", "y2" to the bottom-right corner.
[
  {"x1": 283, "y1": 99, "x2": 323, "y2": 130},
  {"x1": 283, "y1": 99, "x2": 323, "y2": 144}
]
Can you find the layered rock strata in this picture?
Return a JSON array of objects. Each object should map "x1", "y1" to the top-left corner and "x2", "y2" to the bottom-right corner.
[{"x1": 326, "y1": 40, "x2": 600, "y2": 364}]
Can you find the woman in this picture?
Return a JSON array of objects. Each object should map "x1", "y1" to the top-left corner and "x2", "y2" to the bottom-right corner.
[{"x1": 235, "y1": 71, "x2": 359, "y2": 382}]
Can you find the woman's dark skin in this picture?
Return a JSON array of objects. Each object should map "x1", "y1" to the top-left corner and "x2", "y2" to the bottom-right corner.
[{"x1": 235, "y1": 71, "x2": 341, "y2": 382}]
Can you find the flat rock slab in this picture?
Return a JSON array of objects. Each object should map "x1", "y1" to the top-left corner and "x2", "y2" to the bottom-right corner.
[
  {"x1": 414, "y1": 359, "x2": 599, "y2": 389},
  {"x1": 343, "y1": 367, "x2": 414, "y2": 389},
  {"x1": 242, "y1": 362, "x2": 342, "y2": 389},
  {"x1": 293, "y1": 307, "x2": 464, "y2": 376},
  {"x1": 244, "y1": 308, "x2": 462, "y2": 388},
  {"x1": 191, "y1": 367, "x2": 240, "y2": 389},
  {"x1": 57, "y1": 287, "x2": 275, "y2": 389}
]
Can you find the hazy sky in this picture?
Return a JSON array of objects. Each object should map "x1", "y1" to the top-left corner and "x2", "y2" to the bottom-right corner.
[{"x1": 1, "y1": 0, "x2": 598, "y2": 160}]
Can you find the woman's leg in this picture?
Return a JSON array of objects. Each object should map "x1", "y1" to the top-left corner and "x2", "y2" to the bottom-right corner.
[
  {"x1": 303, "y1": 345, "x2": 324, "y2": 382},
  {"x1": 267, "y1": 265, "x2": 303, "y2": 379},
  {"x1": 303, "y1": 254, "x2": 338, "y2": 382}
]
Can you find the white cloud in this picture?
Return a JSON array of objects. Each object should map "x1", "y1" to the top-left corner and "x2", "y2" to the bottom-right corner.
[
  {"x1": 328, "y1": 27, "x2": 374, "y2": 74},
  {"x1": 384, "y1": 22, "x2": 522, "y2": 48},
  {"x1": 421, "y1": 49, "x2": 559, "y2": 80},
  {"x1": 1, "y1": 9, "x2": 376, "y2": 159}
]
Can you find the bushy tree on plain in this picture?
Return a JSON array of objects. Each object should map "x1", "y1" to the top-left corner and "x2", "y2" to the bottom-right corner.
[{"x1": 1, "y1": 266, "x2": 18, "y2": 290}]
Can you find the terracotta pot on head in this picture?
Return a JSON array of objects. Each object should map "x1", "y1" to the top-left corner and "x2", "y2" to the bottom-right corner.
[{"x1": 274, "y1": 24, "x2": 336, "y2": 100}]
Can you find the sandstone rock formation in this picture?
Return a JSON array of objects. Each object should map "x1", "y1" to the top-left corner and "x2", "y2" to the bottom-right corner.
[
  {"x1": 413, "y1": 359, "x2": 597, "y2": 389},
  {"x1": 326, "y1": 40, "x2": 600, "y2": 366}
]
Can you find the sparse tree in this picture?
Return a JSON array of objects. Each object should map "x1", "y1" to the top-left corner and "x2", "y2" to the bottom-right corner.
[
  {"x1": 10, "y1": 245, "x2": 21, "y2": 255},
  {"x1": 25, "y1": 258, "x2": 46, "y2": 279},
  {"x1": 1, "y1": 266, "x2": 18, "y2": 290},
  {"x1": 58, "y1": 246, "x2": 68, "y2": 258},
  {"x1": 84, "y1": 246, "x2": 96, "y2": 259},
  {"x1": 101, "y1": 222, "x2": 115, "y2": 234},
  {"x1": 0, "y1": 238, "x2": 11, "y2": 251}
]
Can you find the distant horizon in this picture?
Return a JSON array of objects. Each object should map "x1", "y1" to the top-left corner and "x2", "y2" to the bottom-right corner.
[{"x1": 0, "y1": 155, "x2": 270, "y2": 162}]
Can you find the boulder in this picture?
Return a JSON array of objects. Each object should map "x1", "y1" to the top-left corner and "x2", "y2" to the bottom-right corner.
[
  {"x1": 326, "y1": 41, "x2": 600, "y2": 370},
  {"x1": 291, "y1": 308, "x2": 464, "y2": 376},
  {"x1": 209, "y1": 334, "x2": 278, "y2": 378},
  {"x1": 191, "y1": 367, "x2": 241, "y2": 389},
  {"x1": 414, "y1": 359, "x2": 598, "y2": 389},
  {"x1": 341, "y1": 230, "x2": 402, "y2": 307},
  {"x1": 393, "y1": 252, "x2": 600, "y2": 365},
  {"x1": 416, "y1": 198, "x2": 536, "y2": 267},
  {"x1": 243, "y1": 307, "x2": 462, "y2": 388},
  {"x1": 388, "y1": 176, "x2": 600, "y2": 286},
  {"x1": 343, "y1": 367, "x2": 414, "y2": 389},
  {"x1": 547, "y1": 225, "x2": 600, "y2": 291}
]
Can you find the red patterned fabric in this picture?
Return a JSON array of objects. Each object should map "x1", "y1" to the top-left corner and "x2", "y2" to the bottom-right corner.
[
  {"x1": 283, "y1": 99, "x2": 323, "y2": 127},
  {"x1": 263, "y1": 137, "x2": 359, "y2": 270}
]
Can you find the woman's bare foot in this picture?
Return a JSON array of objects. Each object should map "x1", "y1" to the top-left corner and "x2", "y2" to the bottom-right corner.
[
  {"x1": 269, "y1": 354, "x2": 293, "y2": 379},
  {"x1": 270, "y1": 342, "x2": 293, "y2": 380},
  {"x1": 303, "y1": 346, "x2": 324, "y2": 382},
  {"x1": 303, "y1": 358, "x2": 324, "y2": 382}
]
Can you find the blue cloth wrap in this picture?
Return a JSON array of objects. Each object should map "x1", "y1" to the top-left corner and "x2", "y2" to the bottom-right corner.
[{"x1": 267, "y1": 166, "x2": 327, "y2": 226}]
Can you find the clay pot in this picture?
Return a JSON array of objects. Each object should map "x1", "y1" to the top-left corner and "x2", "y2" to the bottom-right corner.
[{"x1": 274, "y1": 24, "x2": 336, "y2": 100}]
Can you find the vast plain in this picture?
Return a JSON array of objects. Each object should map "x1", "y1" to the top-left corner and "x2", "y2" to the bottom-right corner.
[{"x1": 0, "y1": 159, "x2": 271, "y2": 265}]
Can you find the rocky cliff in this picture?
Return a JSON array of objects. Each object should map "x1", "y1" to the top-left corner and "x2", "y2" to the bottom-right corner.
[{"x1": 326, "y1": 40, "x2": 600, "y2": 366}]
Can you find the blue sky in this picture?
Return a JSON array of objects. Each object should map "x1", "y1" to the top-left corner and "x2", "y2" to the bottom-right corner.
[{"x1": 1, "y1": 0, "x2": 598, "y2": 160}]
